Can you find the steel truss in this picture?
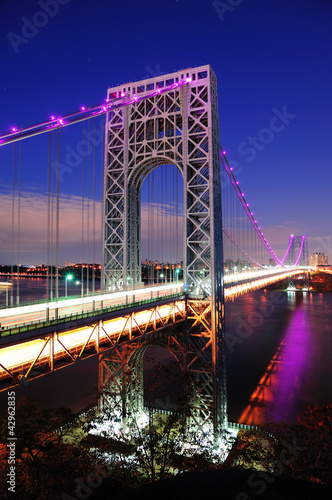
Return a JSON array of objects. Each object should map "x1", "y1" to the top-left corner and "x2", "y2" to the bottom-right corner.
[
  {"x1": 102, "y1": 65, "x2": 226, "y2": 438},
  {"x1": 0, "y1": 300, "x2": 185, "y2": 392},
  {"x1": 99, "y1": 327, "x2": 186, "y2": 430}
]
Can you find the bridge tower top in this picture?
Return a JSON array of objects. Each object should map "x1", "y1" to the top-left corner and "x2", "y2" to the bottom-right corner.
[{"x1": 289, "y1": 235, "x2": 309, "y2": 266}]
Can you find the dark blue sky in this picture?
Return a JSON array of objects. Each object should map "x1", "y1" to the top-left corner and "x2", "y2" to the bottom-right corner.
[{"x1": 0, "y1": 0, "x2": 331, "y2": 263}]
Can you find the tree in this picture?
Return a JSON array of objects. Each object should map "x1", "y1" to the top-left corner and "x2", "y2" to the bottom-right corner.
[
  {"x1": 0, "y1": 398, "x2": 107, "y2": 499},
  {"x1": 84, "y1": 355, "x2": 230, "y2": 487},
  {"x1": 226, "y1": 405, "x2": 332, "y2": 485}
]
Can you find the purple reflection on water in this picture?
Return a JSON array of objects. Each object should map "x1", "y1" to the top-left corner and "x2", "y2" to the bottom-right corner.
[{"x1": 266, "y1": 298, "x2": 311, "y2": 423}]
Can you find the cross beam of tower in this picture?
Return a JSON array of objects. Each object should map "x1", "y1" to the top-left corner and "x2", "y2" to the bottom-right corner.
[{"x1": 102, "y1": 65, "x2": 227, "y2": 438}]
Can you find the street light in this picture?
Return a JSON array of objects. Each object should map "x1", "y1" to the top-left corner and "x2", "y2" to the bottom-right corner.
[
  {"x1": 65, "y1": 274, "x2": 73, "y2": 298},
  {"x1": 160, "y1": 273, "x2": 166, "y2": 284}
]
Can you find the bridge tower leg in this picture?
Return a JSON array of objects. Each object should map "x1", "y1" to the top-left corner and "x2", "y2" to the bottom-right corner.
[
  {"x1": 288, "y1": 235, "x2": 309, "y2": 290},
  {"x1": 102, "y1": 65, "x2": 227, "y2": 440}
]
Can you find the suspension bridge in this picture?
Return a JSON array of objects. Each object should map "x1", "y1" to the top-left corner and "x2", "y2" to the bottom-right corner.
[{"x1": 0, "y1": 65, "x2": 309, "y2": 441}]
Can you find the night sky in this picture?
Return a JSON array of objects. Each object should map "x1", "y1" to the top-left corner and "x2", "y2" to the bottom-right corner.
[{"x1": 0, "y1": 0, "x2": 331, "y2": 265}]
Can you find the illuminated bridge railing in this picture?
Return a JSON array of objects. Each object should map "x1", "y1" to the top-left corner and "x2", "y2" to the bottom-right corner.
[{"x1": 0, "y1": 292, "x2": 185, "y2": 339}]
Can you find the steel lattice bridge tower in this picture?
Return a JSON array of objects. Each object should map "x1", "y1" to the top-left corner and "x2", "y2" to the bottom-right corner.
[
  {"x1": 101, "y1": 65, "x2": 226, "y2": 438},
  {"x1": 288, "y1": 235, "x2": 309, "y2": 290}
]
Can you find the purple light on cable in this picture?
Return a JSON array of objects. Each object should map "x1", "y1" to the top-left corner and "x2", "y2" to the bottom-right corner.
[
  {"x1": 133, "y1": 96, "x2": 138, "y2": 101},
  {"x1": 81, "y1": 106, "x2": 86, "y2": 111},
  {"x1": 223, "y1": 150, "x2": 226, "y2": 155},
  {"x1": 250, "y1": 212, "x2": 253, "y2": 216},
  {"x1": 102, "y1": 106, "x2": 107, "y2": 111},
  {"x1": 246, "y1": 203, "x2": 249, "y2": 207},
  {"x1": 280, "y1": 234, "x2": 294, "y2": 265},
  {"x1": 51, "y1": 116, "x2": 55, "y2": 120},
  {"x1": 294, "y1": 236, "x2": 305, "y2": 265},
  {"x1": 254, "y1": 220, "x2": 257, "y2": 223},
  {"x1": 236, "y1": 181, "x2": 239, "y2": 185},
  {"x1": 230, "y1": 167, "x2": 233, "y2": 171},
  {"x1": 12, "y1": 127, "x2": 17, "y2": 132},
  {"x1": 58, "y1": 119, "x2": 63, "y2": 125},
  {"x1": 241, "y1": 193, "x2": 245, "y2": 197}
]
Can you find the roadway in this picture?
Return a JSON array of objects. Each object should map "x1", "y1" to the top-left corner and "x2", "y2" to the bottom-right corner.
[
  {"x1": 0, "y1": 267, "x2": 305, "y2": 331},
  {"x1": 0, "y1": 283, "x2": 182, "y2": 330}
]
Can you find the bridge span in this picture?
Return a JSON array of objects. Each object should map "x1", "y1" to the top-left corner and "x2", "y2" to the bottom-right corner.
[{"x1": 0, "y1": 266, "x2": 305, "y2": 392}]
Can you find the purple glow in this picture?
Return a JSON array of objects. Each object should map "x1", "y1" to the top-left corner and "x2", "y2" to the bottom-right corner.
[
  {"x1": 12, "y1": 127, "x2": 17, "y2": 132},
  {"x1": 254, "y1": 220, "x2": 257, "y2": 223},
  {"x1": 246, "y1": 203, "x2": 249, "y2": 207},
  {"x1": 186, "y1": 77, "x2": 192, "y2": 83},
  {"x1": 230, "y1": 167, "x2": 233, "y2": 171},
  {"x1": 133, "y1": 96, "x2": 138, "y2": 101},
  {"x1": 242, "y1": 193, "x2": 245, "y2": 197},
  {"x1": 121, "y1": 93, "x2": 125, "y2": 97},
  {"x1": 267, "y1": 307, "x2": 311, "y2": 424},
  {"x1": 81, "y1": 106, "x2": 86, "y2": 111},
  {"x1": 280, "y1": 235, "x2": 294, "y2": 265},
  {"x1": 250, "y1": 212, "x2": 253, "y2": 216},
  {"x1": 223, "y1": 150, "x2": 226, "y2": 155},
  {"x1": 58, "y1": 119, "x2": 63, "y2": 125},
  {"x1": 105, "y1": 98, "x2": 110, "y2": 103},
  {"x1": 51, "y1": 116, "x2": 55, "y2": 120},
  {"x1": 294, "y1": 236, "x2": 305, "y2": 265},
  {"x1": 220, "y1": 148, "x2": 283, "y2": 266},
  {"x1": 102, "y1": 106, "x2": 107, "y2": 111}
]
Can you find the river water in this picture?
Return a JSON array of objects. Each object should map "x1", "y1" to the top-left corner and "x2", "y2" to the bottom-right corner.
[{"x1": 1, "y1": 279, "x2": 331, "y2": 425}]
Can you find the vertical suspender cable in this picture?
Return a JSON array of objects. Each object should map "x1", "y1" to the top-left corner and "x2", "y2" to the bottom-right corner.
[
  {"x1": 92, "y1": 117, "x2": 96, "y2": 294},
  {"x1": 16, "y1": 141, "x2": 22, "y2": 305},
  {"x1": 151, "y1": 169, "x2": 154, "y2": 284},
  {"x1": 10, "y1": 144, "x2": 16, "y2": 306},
  {"x1": 55, "y1": 128, "x2": 60, "y2": 302},
  {"x1": 81, "y1": 121, "x2": 85, "y2": 297},
  {"x1": 47, "y1": 132, "x2": 52, "y2": 302},
  {"x1": 50, "y1": 132, "x2": 55, "y2": 300},
  {"x1": 147, "y1": 173, "x2": 151, "y2": 284},
  {"x1": 86, "y1": 119, "x2": 90, "y2": 295}
]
